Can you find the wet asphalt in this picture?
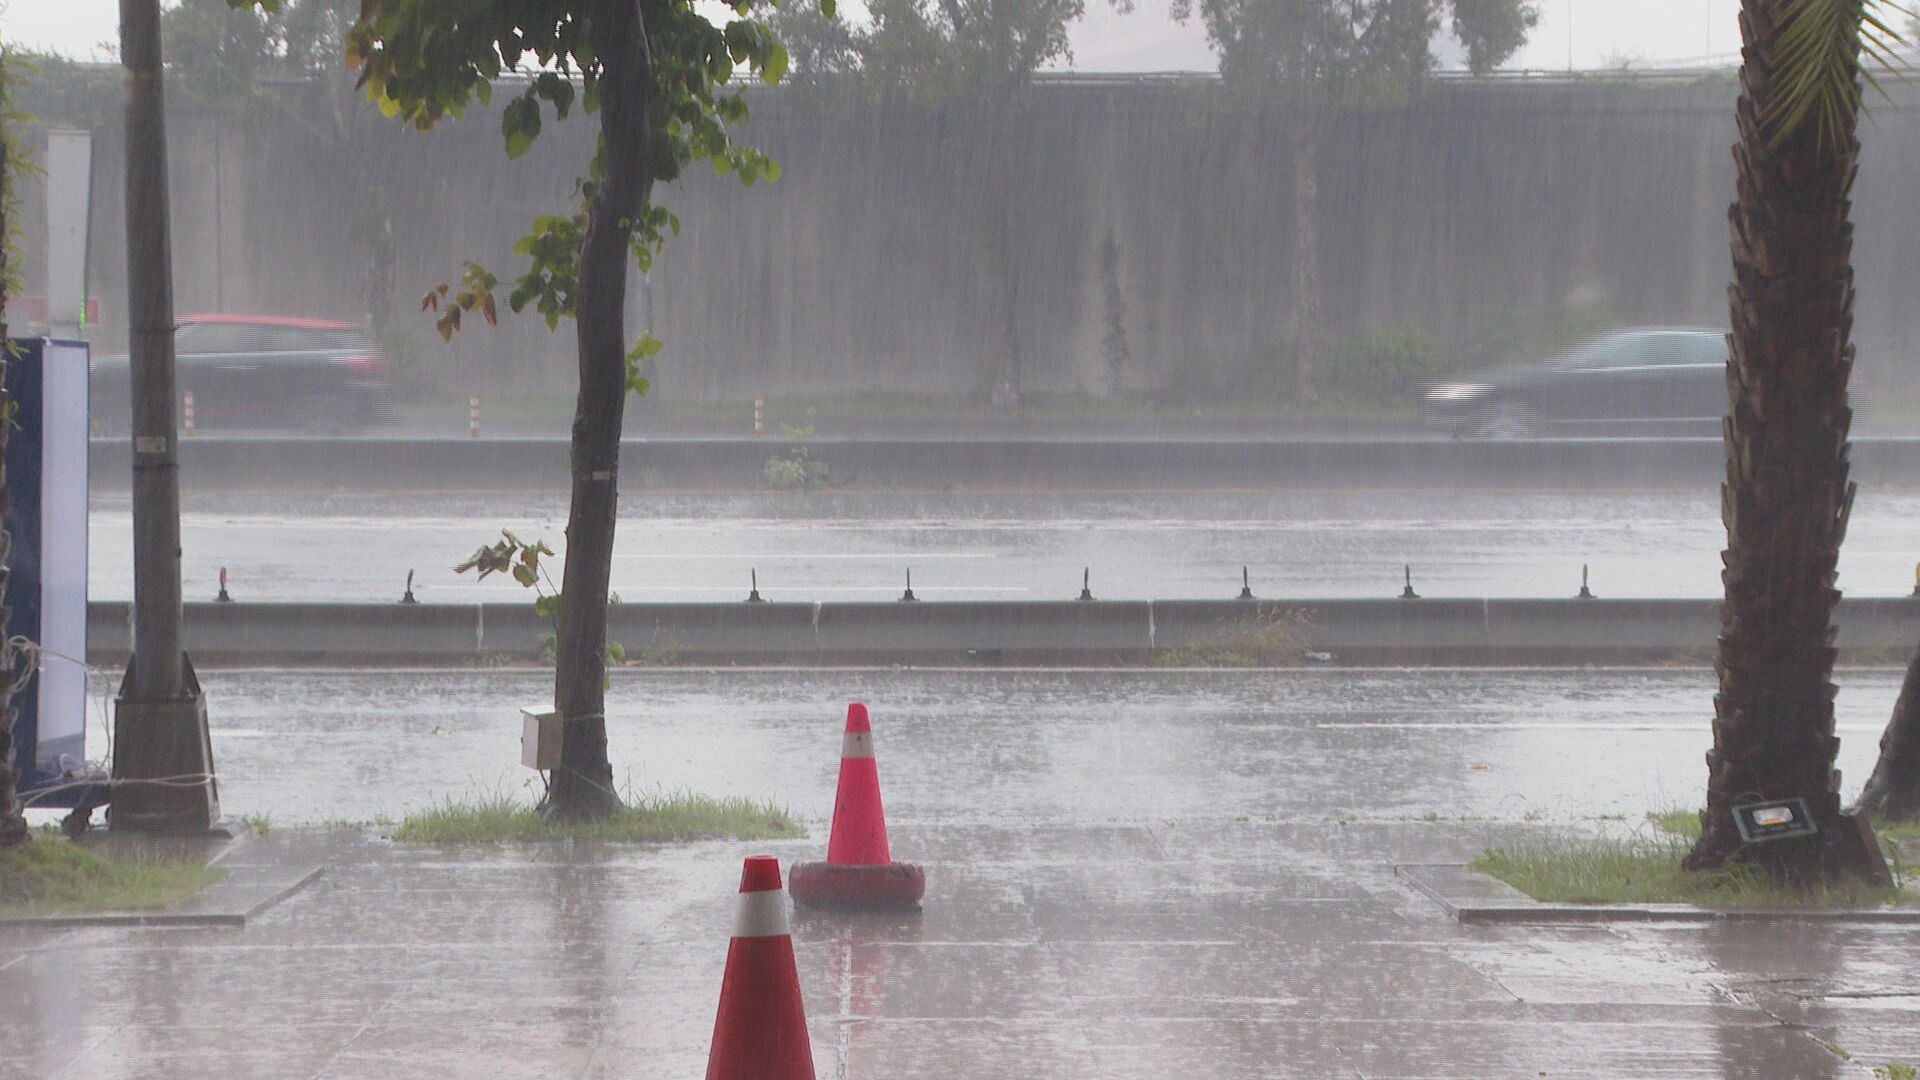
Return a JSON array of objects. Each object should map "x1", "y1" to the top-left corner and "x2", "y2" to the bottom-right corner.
[{"x1": 86, "y1": 489, "x2": 1920, "y2": 604}]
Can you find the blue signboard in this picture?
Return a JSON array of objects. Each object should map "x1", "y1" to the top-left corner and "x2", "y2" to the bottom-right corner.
[{"x1": 7, "y1": 338, "x2": 90, "y2": 805}]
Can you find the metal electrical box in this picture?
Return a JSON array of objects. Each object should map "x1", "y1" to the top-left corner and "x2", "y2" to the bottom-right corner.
[{"x1": 521, "y1": 707, "x2": 561, "y2": 770}]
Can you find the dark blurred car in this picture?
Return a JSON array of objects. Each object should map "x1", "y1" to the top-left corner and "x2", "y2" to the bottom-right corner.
[
  {"x1": 1421, "y1": 328, "x2": 1728, "y2": 438},
  {"x1": 91, "y1": 314, "x2": 390, "y2": 435}
]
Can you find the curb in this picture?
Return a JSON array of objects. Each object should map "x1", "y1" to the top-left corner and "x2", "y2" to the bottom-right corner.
[
  {"x1": 82, "y1": 596, "x2": 1920, "y2": 668},
  {"x1": 1394, "y1": 863, "x2": 1920, "y2": 925},
  {"x1": 0, "y1": 865, "x2": 323, "y2": 929}
]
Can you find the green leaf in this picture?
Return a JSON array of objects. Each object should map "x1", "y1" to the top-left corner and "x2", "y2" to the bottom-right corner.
[
  {"x1": 627, "y1": 333, "x2": 664, "y2": 361},
  {"x1": 763, "y1": 43, "x2": 789, "y2": 86},
  {"x1": 502, "y1": 95, "x2": 541, "y2": 159}
]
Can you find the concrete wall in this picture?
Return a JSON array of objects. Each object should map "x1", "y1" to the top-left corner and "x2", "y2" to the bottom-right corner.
[
  {"x1": 27, "y1": 77, "x2": 1920, "y2": 400},
  {"x1": 82, "y1": 435, "x2": 1920, "y2": 492},
  {"x1": 84, "y1": 596, "x2": 1920, "y2": 667}
]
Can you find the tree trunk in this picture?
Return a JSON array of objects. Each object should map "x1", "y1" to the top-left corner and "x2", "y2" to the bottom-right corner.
[
  {"x1": 1686, "y1": 0, "x2": 1877, "y2": 884},
  {"x1": 1857, "y1": 642, "x2": 1920, "y2": 822},
  {"x1": 1286, "y1": 110, "x2": 1322, "y2": 408},
  {"x1": 0, "y1": 60, "x2": 23, "y2": 849},
  {"x1": 545, "y1": 0, "x2": 654, "y2": 823}
]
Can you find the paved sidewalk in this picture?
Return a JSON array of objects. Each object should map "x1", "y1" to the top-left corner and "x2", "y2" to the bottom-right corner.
[{"x1": 3, "y1": 821, "x2": 1916, "y2": 1080}]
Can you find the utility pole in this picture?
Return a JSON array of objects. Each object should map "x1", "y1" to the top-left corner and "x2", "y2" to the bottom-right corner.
[{"x1": 110, "y1": 0, "x2": 219, "y2": 832}]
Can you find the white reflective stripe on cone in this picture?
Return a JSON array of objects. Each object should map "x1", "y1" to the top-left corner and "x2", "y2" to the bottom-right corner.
[
  {"x1": 841, "y1": 730, "x2": 875, "y2": 760},
  {"x1": 734, "y1": 888, "x2": 791, "y2": 938}
]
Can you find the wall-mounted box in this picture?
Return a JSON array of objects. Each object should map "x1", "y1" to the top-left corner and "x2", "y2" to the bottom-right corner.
[{"x1": 521, "y1": 707, "x2": 561, "y2": 770}]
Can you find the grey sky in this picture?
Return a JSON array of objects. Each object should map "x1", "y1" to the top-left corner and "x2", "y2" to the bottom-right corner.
[{"x1": 4, "y1": 0, "x2": 1743, "y2": 73}]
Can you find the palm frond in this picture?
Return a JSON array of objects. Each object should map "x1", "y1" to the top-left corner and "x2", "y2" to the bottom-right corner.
[{"x1": 1765, "y1": 0, "x2": 1914, "y2": 149}]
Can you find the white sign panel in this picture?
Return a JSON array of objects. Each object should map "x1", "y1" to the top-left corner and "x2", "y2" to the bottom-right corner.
[
  {"x1": 37, "y1": 340, "x2": 89, "y2": 758},
  {"x1": 45, "y1": 130, "x2": 94, "y2": 337}
]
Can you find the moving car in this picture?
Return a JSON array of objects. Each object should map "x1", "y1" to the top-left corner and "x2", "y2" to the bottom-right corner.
[
  {"x1": 90, "y1": 314, "x2": 390, "y2": 434},
  {"x1": 1421, "y1": 328, "x2": 1728, "y2": 438}
]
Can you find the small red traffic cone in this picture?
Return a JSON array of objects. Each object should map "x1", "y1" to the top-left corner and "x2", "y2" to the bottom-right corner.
[
  {"x1": 790, "y1": 703, "x2": 926, "y2": 909},
  {"x1": 707, "y1": 856, "x2": 815, "y2": 1080}
]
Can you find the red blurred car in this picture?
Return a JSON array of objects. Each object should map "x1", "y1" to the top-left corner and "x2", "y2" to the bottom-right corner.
[{"x1": 91, "y1": 314, "x2": 390, "y2": 434}]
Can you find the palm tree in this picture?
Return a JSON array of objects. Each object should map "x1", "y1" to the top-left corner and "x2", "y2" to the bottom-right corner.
[
  {"x1": 1856, "y1": 644, "x2": 1920, "y2": 821},
  {"x1": 1686, "y1": 0, "x2": 1907, "y2": 884}
]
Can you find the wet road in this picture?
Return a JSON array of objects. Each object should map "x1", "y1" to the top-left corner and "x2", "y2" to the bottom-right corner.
[
  {"x1": 8, "y1": 666, "x2": 1918, "y2": 1079},
  {"x1": 86, "y1": 489, "x2": 1920, "y2": 603},
  {"x1": 69, "y1": 667, "x2": 1907, "y2": 826}
]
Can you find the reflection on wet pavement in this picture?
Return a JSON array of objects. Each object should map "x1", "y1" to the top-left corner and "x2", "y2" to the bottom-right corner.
[
  {"x1": 5, "y1": 668, "x2": 1916, "y2": 1077},
  {"x1": 145, "y1": 667, "x2": 1903, "y2": 825},
  {"x1": 86, "y1": 489, "x2": 1920, "y2": 602}
]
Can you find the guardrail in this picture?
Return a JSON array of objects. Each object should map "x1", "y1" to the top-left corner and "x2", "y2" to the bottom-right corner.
[{"x1": 83, "y1": 596, "x2": 1920, "y2": 667}]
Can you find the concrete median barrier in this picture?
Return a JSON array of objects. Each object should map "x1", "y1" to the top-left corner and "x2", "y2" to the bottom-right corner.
[
  {"x1": 85, "y1": 436, "x2": 1920, "y2": 492},
  {"x1": 82, "y1": 596, "x2": 1920, "y2": 667}
]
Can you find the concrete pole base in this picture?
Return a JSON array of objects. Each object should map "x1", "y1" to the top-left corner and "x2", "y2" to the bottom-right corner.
[{"x1": 110, "y1": 655, "x2": 220, "y2": 832}]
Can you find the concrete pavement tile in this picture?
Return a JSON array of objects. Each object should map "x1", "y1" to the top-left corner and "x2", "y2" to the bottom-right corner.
[
  {"x1": 579, "y1": 1046, "x2": 712, "y2": 1080},
  {"x1": 1053, "y1": 940, "x2": 1518, "y2": 1019},
  {"x1": 825, "y1": 1018, "x2": 1100, "y2": 1080},
  {"x1": 1083, "y1": 1018, "x2": 1364, "y2": 1079},
  {"x1": 50, "y1": 1027, "x2": 360, "y2": 1080},
  {"x1": 823, "y1": 942, "x2": 1075, "y2": 1020},
  {"x1": 0, "y1": 946, "x2": 397, "y2": 1027},
  {"x1": 1815, "y1": 1009, "x2": 1920, "y2": 1062},
  {"x1": 1450, "y1": 927, "x2": 1730, "y2": 1006},
  {"x1": 1084, "y1": 1016, "x2": 1843, "y2": 1079},
  {"x1": 1027, "y1": 892, "x2": 1418, "y2": 944},
  {"x1": 885, "y1": 823, "x2": 1167, "y2": 864},
  {"x1": 315, "y1": 1046, "x2": 593, "y2": 1080}
]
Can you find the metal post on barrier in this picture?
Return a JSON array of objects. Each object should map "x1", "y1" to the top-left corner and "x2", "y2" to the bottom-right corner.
[
  {"x1": 754, "y1": 396, "x2": 765, "y2": 439},
  {"x1": 469, "y1": 395, "x2": 480, "y2": 439}
]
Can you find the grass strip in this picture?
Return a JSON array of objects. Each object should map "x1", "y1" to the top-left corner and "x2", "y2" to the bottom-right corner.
[
  {"x1": 0, "y1": 840, "x2": 226, "y2": 915},
  {"x1": 1650, "y1": 807, "x2": 1920, "y2": 845},
  {"x1": 393, "y1": 789, "x2": 805, "y2": 844},
  {"x1": 1475, "y1": 832, "x2": 1919, "y2": 909}
]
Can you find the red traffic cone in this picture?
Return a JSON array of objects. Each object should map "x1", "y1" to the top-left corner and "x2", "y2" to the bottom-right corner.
[
  {"x1": 707, "y1": 856, "x2": 815, "y2": 1080},
  {"x1": 790, "y1": 703, "x2": 926, "y2": 909}
]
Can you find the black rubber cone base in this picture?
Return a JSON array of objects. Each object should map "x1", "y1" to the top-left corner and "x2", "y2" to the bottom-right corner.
[{"x1": 789, "y1": 861, "x2": 926, "y2": 909}]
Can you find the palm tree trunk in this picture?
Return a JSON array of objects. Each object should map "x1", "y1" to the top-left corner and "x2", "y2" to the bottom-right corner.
[
  {"x1": 545, "y1": 0, "x2": 653, "y2": 823},
  {"x1": 1857, "y1": 641, "x2": 1920, "y2": 822},
  {"x1": 1686, "y1": 0, "x2": 1880, "y2": 884}
]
